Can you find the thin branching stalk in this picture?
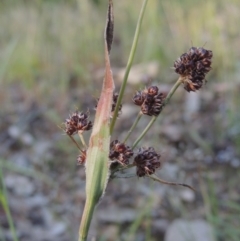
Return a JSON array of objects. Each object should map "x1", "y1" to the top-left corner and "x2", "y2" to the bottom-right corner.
[
  {"x1": 124, "y1": 111, "x2": 142, "y2": 143},
  {"x1": 68, "y1": 135, "x2": 82, "y2": 151},
  {"x1": 110, "y1": 0, "x2": 149, "y2": 134},
  {"x1": 148, "y1": 174, "x2": 195, "y2": 191},
  {"x1": 78, "y1": 132, "x2": 87, "y2": 148},
  {"x1": 133, "y1": 77, "x2": 182, "y2": 148}
]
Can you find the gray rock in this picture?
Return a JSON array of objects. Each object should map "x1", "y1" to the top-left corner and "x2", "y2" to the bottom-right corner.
[
  {"x1": 49, "y1": 222, "x2": 67, "y2": 236},
  {"x1": 165, "y1": 219, "x2": 215, "y2": 241},
  {"x1": 97, "y1": 208, "x2": 136, "y2": 223},
  {"x1": 184, "y1": 91, "x2": 201, "y2": 121},
  {"x1": 21, "y1": 133, "x2": 34, "y2": 145},
  {"x1": 179, "y1": 189, "x2": 195, "y2": 203},
  {"x1": 8, "y1": 125, "x2": 21, "y2": 139},
  {"x1": 5, "y1": 175, "x2": 35, "y2": 196},
  {"x1": 161, "y1": 125, "x2": 183, "y2": 142}
]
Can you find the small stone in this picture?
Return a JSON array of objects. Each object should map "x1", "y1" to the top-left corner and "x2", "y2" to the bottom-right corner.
[
  {"x1": 21, "y1": 133, "x2": 34, "y2": 145},
  {"x1": 99, "y1": 225, "x2": 118, "y2": 241},
  {"x1": 49, "y1": 222, "x2": 66, "y2": 236},
  {"x1": 184, "y1": 91, "x2": 201, "y2": 121},
  {"x1": 161, "y1": 125, "x2": 183, "y2": 142},
  {"x1": 152, "y1": 219, "x2": 169, "y2": 233},
  {"x1": 179, "y1": 189, "x2": 195, "y2": 202},
  {"x1": 5, "y1": 175, "x2": 35, "y2": 196},
  {"x1": 230, "y1": 158, "x2": 240, "y2": 168},
  {"x1": 8, "y1": 125, "x2": 21, "y2": 139},
  {"x1": 165, "y1": 219, "x2": 214, "y2": 241},
  {"x1": 97, "y1": 208, "x2": 136, "y2": 223}
]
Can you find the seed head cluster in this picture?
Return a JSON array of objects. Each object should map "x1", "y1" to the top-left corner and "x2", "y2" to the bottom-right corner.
[
  {"x1": 132, "y1": 86, "x2": 165, "y2": 116},
  {"x1": 109, "y1": 140, "x2": 134, "y2": 165},
  {"x1": 174, "y1": 47, "x2": 213, "y2": 92},
  {"x1": 64, "y1": 111, "x2": 92, "y2": 135},
  {"x1": 134, "y1": 147, "x2": 161, "y2": 177}
]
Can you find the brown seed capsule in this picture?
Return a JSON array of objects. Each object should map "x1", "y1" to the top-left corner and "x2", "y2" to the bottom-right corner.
[
  {"x1": 174, "y1": 47, "x2": 213, "y2": 92},
  {"x1": 132, "y1": 91, "x2": 145, "y2": 106},
  {"x1": 147, "y1": 86, "x2": 159, "y2": 96},
  {"x1": 133, "y1": 86, "x2": 165, "y2": 116},
  {"x1": 109, "y1": 140, "x2": 134, "y2": 165},
  {"x1": 64, "y1": 111, "x2": 92, "y2": 135},
  {"x1": 134, "y1": 147, "x2": 161, "y2": 177}
]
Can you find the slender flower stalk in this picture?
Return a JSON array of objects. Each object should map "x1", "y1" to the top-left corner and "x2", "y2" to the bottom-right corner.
[
  {"x1": 124, "y1": 111, "x2": 142, "y2": 143},
  {"x1": 78, "y1": 132, "x2": 87, "y2": 148},
  {"x1": 133, "y1": 78, "x2": 182, "y2": 148},
  {"x1": 68, "y1": 135, "x2": 82, "y2": 151},
  {"x1": 148, "y1": 174, "x2": 195, "y2": 191},
  {"x1": 0, "y1": 169, "x2": 18, "y2": 241},
  {"x1": 110, "y1": 0, "x2": 149, "y2": 134}
]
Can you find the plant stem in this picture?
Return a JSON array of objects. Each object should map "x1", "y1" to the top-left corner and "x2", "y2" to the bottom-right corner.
[
  {"x1": 78, "y1": 132, "x2": 87, "y2": 148},
  {"x1": 132, "y1": 78, "x2": 182, "y2": 148},
  {"x1": 0, "y1": 168, "x2": 18, "y2": 241},
  {"x1": 110, "y1": 0, "x2": 149, "y2": 134},
  {"x1": 78, "y1": 198, "x2": 95, "y2": 241},
  {"x1": 124, "y1": 112, "x2": 142, "y2": 143}
]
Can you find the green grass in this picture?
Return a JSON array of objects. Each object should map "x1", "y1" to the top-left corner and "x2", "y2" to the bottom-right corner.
[{"x1": 200, "y1": 173, "x2": 240, "y2": 241}]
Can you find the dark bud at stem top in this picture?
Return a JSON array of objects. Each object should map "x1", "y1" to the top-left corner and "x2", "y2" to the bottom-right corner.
[{"x1": 174, "y1": 47, "x2": 213, "y2": 92}]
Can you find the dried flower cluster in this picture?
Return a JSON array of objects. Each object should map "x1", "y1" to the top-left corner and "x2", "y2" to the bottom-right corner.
[
  {"x1": 64, "y1": 111, "x2": 92, "y2": 135},
  {"x1": 133, "y1": 86, "x2": 165, "y2": 116},
  {"x1": 63, "y1": 47, "x2": 213, "y2": 182},
  {"x1": 134, "y1": 147, "x2": 161, "y2": 177},
  {"x1": 109, "y1": 140, "x2": 133, "y2": 165},
  {"x1": 174, "y1": 47, "x2": 213, "y2": 92}
]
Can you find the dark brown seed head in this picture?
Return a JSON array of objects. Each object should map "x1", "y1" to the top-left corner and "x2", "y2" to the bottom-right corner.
[
  {"x1": 174, "y1": 47, "x2": 213, "y2": 92},
  {"x1": 109, "y1": 140, "x2": 134, "y2": 165},
  {"x1": 147, "y1": 86, "x2": 159, "y2": 96},
  {"x1": 132, "y1": 91, "x2": 145, "y2": 106},
  {"x1": 64, "y1": 111, "x2": 92, "y2": 135},
  {"x1": 133, "y1": 86, "x2": 165, "y2": 116},
  {"x1": 134, "y1": 147, "x2": 161, "y2": 177}
]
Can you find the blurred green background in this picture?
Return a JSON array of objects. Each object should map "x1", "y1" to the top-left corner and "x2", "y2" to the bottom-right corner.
[{"x1": 0, "y1": 0, "x2": 240, "y2": 241}]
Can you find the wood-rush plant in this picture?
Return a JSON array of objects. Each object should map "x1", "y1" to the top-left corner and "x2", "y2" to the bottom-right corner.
[{"x1": 62, "y1": 1, "x2": 213, "y2": 240}]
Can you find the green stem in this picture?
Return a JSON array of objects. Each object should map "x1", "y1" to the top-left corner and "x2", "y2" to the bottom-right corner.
[
  {"x1": 110, "y1": 0, "x2": 149, "y2": 134},
  {"x1": 0, "y1": 168, "x2": 18, "y2": 241},
  {"x1": 78, "y1": 132, "x2": 87, "y2": 148},
  {"x1": 78, "y1": 198, "x2": 95, "y2": 241},
  {"x1": 124, "y1": 112, "x2": 142, "y2": 143},
  {"x1": 132, "y1": 78, "x2": 182, "y2": 148},
  {"x1": 68, "y1": 135, "x2": 82, "y2": 151}
]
